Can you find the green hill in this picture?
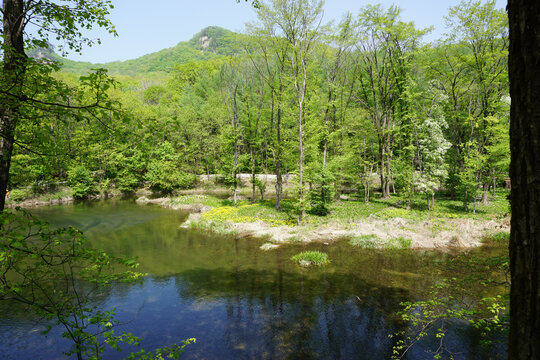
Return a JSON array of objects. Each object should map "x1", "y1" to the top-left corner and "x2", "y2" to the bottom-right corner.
[{"x1": 39, "y1": 26, "x2": 245, "y2": 77}]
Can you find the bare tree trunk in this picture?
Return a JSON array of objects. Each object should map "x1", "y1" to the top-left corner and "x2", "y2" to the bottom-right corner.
[{"x1": 508, "y1": 1, "x2": 540, "y2": 358}]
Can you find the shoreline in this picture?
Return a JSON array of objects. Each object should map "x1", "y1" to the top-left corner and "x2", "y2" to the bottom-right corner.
[
  {"x1": 7, "y1": 191, "x2": 510, "y2": 250},
  {"x1": 136, "y1": 196, "x2": 510, "y2": 250}
]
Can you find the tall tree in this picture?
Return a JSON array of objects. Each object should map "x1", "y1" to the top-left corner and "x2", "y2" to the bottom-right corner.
[
  {"x1": 353, "y1": 5, "x2": 425, "y2": 198},
  {"x1": 507, "y1": 0, "x2": 540, "y2": 358},
  {"x1": 0, "y1": 0, "x2": 116, "y2": 211},
  {"x1": 246, "y1": 8, "x2": 292, "y2": 210}
]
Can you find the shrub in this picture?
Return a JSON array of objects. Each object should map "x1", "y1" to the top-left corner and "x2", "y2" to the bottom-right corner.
[
  {"x1": 67, "y1": 165, "x2": 95, "y2": 199},
  {"x1": 309, "y1": 168, "x2": 335, "y2": 216},
  {"x1": 145, "y1": 160, "x2": 195, "y2": 193},
  {"x1": 116, "y1": 171, "x2": 140, "y2": 194},
  {"x1": 291, "y1": 251, "x2": 330, "y2": 266},
  {"x1": 8, "y1": 188, "x2": 33, "y2": 202}
]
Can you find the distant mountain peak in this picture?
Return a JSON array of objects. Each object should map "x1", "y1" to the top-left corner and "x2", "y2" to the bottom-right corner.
[
  {"x1": 189, "y1": 26, "x2": 238, "y2": 54},
  {"x1": 50, "y1": 26, "x2": 244, "y2": 77}
]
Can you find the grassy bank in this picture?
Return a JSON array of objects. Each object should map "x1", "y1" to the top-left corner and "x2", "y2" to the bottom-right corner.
[{"x1": 168, "y1": 189, "x2": 510, "y2": 249}]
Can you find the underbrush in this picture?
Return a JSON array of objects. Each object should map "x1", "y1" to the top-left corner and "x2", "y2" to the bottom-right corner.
[{"x1": 7, "y1": 187, "x2": 73, "y2": 204}]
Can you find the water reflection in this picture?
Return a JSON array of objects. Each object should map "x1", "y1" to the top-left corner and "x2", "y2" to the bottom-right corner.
[{"x1": 0, "y1": 200, "x2": 506, "y2": 359}]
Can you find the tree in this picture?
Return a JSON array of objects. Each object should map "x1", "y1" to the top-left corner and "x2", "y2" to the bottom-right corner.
[
  {"x1": 0, "y1": 209, "x2": 195, "y2": 359},
  {"x1": 268, "y1": 0, "x2": 323, "y2": 222},
  {"x1": 507, "y1": 0, "x2": 540, "y2": 358},
  {"x1": 0, "y1": 0, "x2": 117, "y2": 211},
  {"x1": 353, "y1": 5, "x2": 426, "y2": 199},
  {"x1": 245, "y1": 8, "x2": 292, "y2": 210}
]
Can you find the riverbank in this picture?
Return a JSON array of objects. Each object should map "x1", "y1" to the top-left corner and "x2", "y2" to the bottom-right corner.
[
  {"x1": 8, "y1": 185, "x2": 509, "y2": 250},
  {"x1": 136, "y1": 193, "x2": 510, "y2": 250}
]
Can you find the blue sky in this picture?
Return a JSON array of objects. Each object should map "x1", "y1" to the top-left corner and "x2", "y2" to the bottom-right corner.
[{"x1": 61, "y1": 0, "x2": 507, "y2": 63}]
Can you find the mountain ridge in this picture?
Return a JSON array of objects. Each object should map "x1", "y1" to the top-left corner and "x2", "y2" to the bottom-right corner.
[{"x1": 33, "y1": 26, "x2": 244, "y2": 77}]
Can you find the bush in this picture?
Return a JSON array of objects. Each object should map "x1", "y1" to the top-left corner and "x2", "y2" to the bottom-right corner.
[
  {"x1": 310, "y1": 168, "x2": 335, "y2": 216},
  {"x1": 291, "y1": 251, "x2": 330, "y2": 266},
  {"x1": 116, "y1": 170, "x2": 141, "y2": 194},
  {"x1": 67, "y1": 165, "x2": 95, "y2": 199},
  {"x1": 8, "y1": 188, "x2": 33, "y2": 202},
  {"x1": 146, "y1": 160, "x2": 195, "y2": 193}
]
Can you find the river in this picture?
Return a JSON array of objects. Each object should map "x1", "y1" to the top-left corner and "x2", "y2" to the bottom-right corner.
[{"x1": 0, "y1": 199, "x2": 507, "y2": 359}]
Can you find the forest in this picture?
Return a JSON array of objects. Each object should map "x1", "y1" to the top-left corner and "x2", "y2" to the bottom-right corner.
[
  {"x1": 7, "y1": 0, "x2": 509, "y2": 221},
  {"x1": 1, "y1": 0, "x2": 525, "y2": 359}
]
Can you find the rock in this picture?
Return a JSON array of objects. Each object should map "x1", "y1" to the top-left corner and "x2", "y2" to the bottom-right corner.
[{"x1": 298, "y1": 260, "x2": 312, "y2": 267}]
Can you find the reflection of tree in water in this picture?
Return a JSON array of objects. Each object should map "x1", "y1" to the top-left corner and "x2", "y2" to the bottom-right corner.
[
  {"x1": 174, "y1": 263, "x2": 410, "y2": 359},
  {"x1": 21, "y1": 202, "x2": 507, "y2": 359}
]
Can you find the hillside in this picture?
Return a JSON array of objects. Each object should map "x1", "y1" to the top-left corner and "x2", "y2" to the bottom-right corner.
[{"x1": 36, "y1": 26, "x2": 245, "y2": 77}]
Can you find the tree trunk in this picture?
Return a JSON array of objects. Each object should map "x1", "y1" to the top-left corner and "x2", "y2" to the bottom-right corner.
[
  {"x1": 275, "y1": 103, "x2": 283, "y2": 211},
  {"x1": 492, "y1": 172, "x2": 496, "y2": 197},
  {"x1": 298, "y1": 103, "x2": 305, "y2": 223},
  {"x1": 482, "y1": 183, "x2": 490, "y2": 204},
  {"x1": 508, "y1": 1, "x2": 540, "y2": 358},
  {"x1": 0, "y1": 0, "x2": 26, "y2": 212},
  {"x1": 250, "y1": 146, "x2": 256, "y2": 203},
  {"x1": 379, "y1": 145, "x2": 386, "y2": 198}
]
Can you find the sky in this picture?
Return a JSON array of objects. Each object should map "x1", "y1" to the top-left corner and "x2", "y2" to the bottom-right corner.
[{"x1": 60, "y1": 0, "x2": 507, "y2": 64}]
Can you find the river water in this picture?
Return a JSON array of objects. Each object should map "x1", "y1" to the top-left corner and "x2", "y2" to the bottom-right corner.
[{"x1": 0, "y1": 200, "x2": 507, "y2": 359}]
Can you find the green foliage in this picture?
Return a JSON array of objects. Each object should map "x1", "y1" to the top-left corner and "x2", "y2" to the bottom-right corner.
[
  {"x1": 0, "y1": 209, "x2": 142, "y2": 358},
  {"x1": 145, "y1": 142, "x2": 196, "y2": 194},
  {"x1": 67, "y1": 165, "x2": 95, "y2": 199},
  {"x1": 146, "y1": 160, "x2": 195, "y2": 194},
  {"x1": 126, "y1": 338, "x2": 196, "y2": 360},
  {"x1": 309, "y1": 167, "x2": 335, "y2": 215},
  {"x1": 349, "y1": 234, "x2": 379, "y2": 248},
  {"x1": 391, "y1": 252, "x2": 509, "y2": 359},
  {"x1": 291, "y1": 251, "x2": 330, "y2": 267},
  {"x1": 8, "y1": 188, "x2": 33, "y2": 202},
  {"x1": 250, "y1": 177, "x2": 267, "y2": 200},
  {"x1": 0, "y1": 209, "x2": 195, "y2": 359},
  {"x1": 349, "y1": 234, "x2": 412, "y2": 249}
]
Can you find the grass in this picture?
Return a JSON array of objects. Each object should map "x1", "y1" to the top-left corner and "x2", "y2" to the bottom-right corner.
[
  {"x1": 482, "y1": 231, "x2": 510, "y2": 246},
  {"x1": 168, "y1": 188, "x2": 509, "y2": 241},
  {"x1": 170, "y1": 194, "x2": 224, "y2": 208},
  {"x1": 349, "y1": 234, "x2": 379, "y2": 248},
  {"x1": 348, "y1": 234, "x2": 412, "y2": 250},
  {"x1": 187, "y1": 218, "x2": 239, "y2": 236},
  {"x1": 201, "y1": 200, "x2": 297, "y2": 227},
  {"x1": 291, "y1": 251, "x2": 330, "y2": 266}
]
